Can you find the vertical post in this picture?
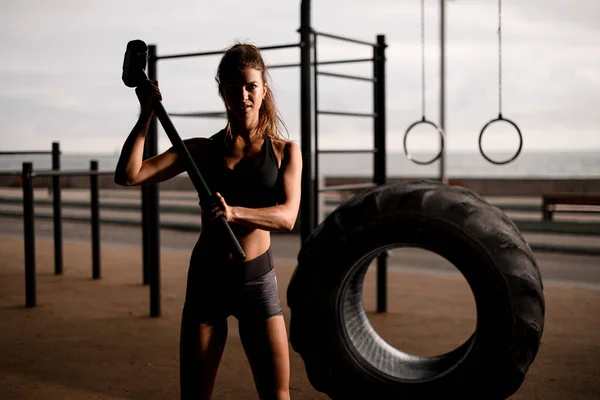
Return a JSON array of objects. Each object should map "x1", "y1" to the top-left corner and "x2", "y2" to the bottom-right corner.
[
  {"x1": 439, "y1": 0, "x2": 448, "y2": 184},
  {"x1": 374, "y1": 35, "x2": 388, "y2": 313},
  {"x1": 141, "y1": 185, "x2": 150, "y2": 285},
  {"x1": 22, "y1": 162, "x2": 36, "y2": 308},
  {"x1": 90, "y1": 160, "x2": 101, "y2": 280},
  {"x1": 51, "y1": 142, "x2": 63, "y2": 275},
  {"x1": 312, "y1": 33, "x2": 320, "y2": 228},
  {"x1": 140, "y1": 48, "x2": 154, "y2": 286},
  {"x1": 147, "y1": 44, "x2": 161, "y2": 318},
  {"x1": 300, "y1": 0, "x2": 314, "y2": 245}
]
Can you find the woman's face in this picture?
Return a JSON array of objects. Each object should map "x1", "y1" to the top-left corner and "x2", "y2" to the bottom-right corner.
[{"x1": 221, "y1": 67, "x2": 267, "y2": 125}]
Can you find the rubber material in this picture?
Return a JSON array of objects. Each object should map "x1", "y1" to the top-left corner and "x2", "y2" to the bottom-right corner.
[{"x1": 287, "y1": 180, "x2": 545, "y2": 400}]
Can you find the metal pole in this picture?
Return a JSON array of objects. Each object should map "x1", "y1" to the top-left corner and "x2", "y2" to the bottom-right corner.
[
  {"x1": 22, "y1": 162, "x2": 36, "y2": 308},
  {"x1": 140, "y1": 48, "x2": 155, "y2": 286},
  {"x1": 374, "y1": 35, "x2": 388, "y2": 313},
  {"x1": 299, "y1": 0, "x2": 314, "y2": 244},
  {"x1": 90, "y1": 160, "x2": 101, "y2": 280},
  {"x1": 312, "y1": 33, "x2": 320, "y2": 228},
  {"x1": 141, "y1": 185, "x2": 150, "y2": 285},
  {"x1": 51, "y1": 141, "x2": 63, "y2": 275},
  {"x1": 147, "y1": 44, "x2": 161, "y2": 318},
  {"x1": 439, "y1": 0, "x2": 448, "y2": 184}
]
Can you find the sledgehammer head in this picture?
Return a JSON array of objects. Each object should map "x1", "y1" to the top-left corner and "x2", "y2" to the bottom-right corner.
[{"x1": 122, "y1": 40, "x2": 149, "y2": 88}]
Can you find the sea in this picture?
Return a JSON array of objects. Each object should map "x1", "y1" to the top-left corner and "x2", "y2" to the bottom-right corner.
[{"x1": 0, "y1": 151, "x2": 598, "y2": 179}]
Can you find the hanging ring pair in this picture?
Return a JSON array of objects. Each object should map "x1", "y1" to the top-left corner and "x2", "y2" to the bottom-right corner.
[{"x1": 403, "y1": 114, "x2": 523, "y2": 166}]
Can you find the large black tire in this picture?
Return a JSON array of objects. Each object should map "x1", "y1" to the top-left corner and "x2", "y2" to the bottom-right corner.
[{"x1": 287, "y1": 180, "x2": 545, "y2": 400}]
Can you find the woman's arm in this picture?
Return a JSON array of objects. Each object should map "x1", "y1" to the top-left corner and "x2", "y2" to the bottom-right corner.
[
  {"x1": 212, "y1": 141, "x2": 302, "y2": 231},
  {"x1": 114, "y1": 80, "x2": 199, "y2": 187}
]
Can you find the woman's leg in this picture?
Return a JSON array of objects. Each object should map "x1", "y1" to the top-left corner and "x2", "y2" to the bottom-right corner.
[
  {"x1": 238, "y1": 315, "x2": 291, "y2": 400},
  {"x1": 180, "y1": 316, "x2": 228, "y2": 400}
]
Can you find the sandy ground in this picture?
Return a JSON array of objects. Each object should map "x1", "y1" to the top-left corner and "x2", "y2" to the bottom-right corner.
[{"x1": 1, "y1": 231, "x2": 600, "y2": 400}]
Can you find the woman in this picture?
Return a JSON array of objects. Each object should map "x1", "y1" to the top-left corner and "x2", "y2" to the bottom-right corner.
[{"x1": 114, "y1": 42, "x2": 302, "y2": 400}]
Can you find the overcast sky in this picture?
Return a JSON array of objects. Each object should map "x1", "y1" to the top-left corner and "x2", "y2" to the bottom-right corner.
[{"x1": 1, "y1": 0, "x2": 599, "y2": 155}]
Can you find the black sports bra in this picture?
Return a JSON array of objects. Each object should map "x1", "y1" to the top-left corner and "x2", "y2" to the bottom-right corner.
[{"x1": 204, "y1": 130, "x2": 282, "y2": 208}]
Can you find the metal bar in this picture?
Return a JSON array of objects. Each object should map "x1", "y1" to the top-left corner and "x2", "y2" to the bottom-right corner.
[
  {"x1": 439, "y1": 0, "x2": 447, "y2": 184},
  {"x1": 90, "y1": 161, "x2": 101, "y2": 280},
  {"x1": 148, "y1": 44, "x2": 161, "y2": 318},
  {"x1": 157, "y1": 43, "x2": 301, "y2": 60},
  {"x1": 313, "y1": 30, "x2": 377, "y2": 47},
  {"x1": 169, "y1": 112, "x2": 226, "y2": 118},
  {"x1": 22, "y1": 162, "x2": 36, "y2": 308},
  {"x1": 317, "y1": 149, "x2": 377, "y2": 154},
  {"x1": 317, "y1": 71, "x2": 376, "y2": 82},
  {"x1": 31, "y1": 170, "x2": 114, "y2": 177},
  {"x1": 0, "y1": 151, "x2": 52, "y2": 155},
  {"x1": 374, "y1": 35, "x2": 388, "y2": 314},
  {"x1": 374, "y1": 35, "x2": 387, "y2": 188},
  {"x1": 317, "y1": 110, "x2": 376, "y2": 118},
  {"x1": 313, "y1": 33, "x2": 320, "y2": 229},
  {"x1": 51, "y1": 142, "x2": 63, "y2": 275},
  {"x1": 141, "y1": 48, "x2": 154, "y2": 288},
  {"x1": 141, "y1": 187, "x2": 150, "y2": 286},
  {"x1": 299, "y1": 1, "x2": 314, "y2": 244},
  {"x1": 319, "y1": 183, "x2": 377, "y2": 193},
  {"x1": 317, "y1": 57, "x2": 374, "y2": 66},
  {"x1": 267, "y1": 58, "x2": 375, "y2": 70}
]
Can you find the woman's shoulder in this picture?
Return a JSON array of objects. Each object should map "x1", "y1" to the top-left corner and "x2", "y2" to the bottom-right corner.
[
  {"x1": 184, "y1": 129, "x2": 226, "y2": 147},
  {"x1": 270, "y1": 137, "x2": 300, "y2": 165},
  {"x1": 270, "y1": 137, "x2": 298, "y2": 150}
]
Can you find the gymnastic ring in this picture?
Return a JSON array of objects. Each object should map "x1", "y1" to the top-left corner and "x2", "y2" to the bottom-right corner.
[
  {"x1": 478, "y1": 114, "x2": 523, "y2": 165},
  {"x1": 403, "y1": 117, "x2": 446, "y2": 165},
  {"x1": 288, "y1": 180, "x2": 545, "y2": 399}
]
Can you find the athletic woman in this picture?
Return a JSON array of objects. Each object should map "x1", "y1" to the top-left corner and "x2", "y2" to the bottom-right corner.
[{"x1": 114, "y1": 42, "x2": 302, "y2": 400}]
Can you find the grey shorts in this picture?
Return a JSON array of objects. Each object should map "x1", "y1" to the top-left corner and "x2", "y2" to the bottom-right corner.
[{"x1": 182, "y1": 247, "x2": 283, "y2": 324}]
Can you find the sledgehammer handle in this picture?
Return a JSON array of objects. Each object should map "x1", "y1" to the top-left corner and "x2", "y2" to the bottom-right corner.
[{"x1": 152, "y1": 101, "x2": 246, "y2": 262}]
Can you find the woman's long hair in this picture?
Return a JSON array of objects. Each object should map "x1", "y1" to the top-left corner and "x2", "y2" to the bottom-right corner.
[{"x1": 216, "y1": 42, "x2": 288, "y2": 141}]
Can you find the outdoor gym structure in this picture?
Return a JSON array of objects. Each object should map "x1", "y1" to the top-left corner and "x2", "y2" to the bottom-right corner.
[{"x1": 138, "y1": 1, "x2": 389, "y2": 317}]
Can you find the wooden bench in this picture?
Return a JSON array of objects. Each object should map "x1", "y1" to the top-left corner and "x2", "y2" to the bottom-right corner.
[{"x1": 542, "y1": 192, "x2": 600, "y2": 221}]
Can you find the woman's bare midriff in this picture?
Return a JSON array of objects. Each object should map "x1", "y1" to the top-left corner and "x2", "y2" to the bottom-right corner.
[{"x1": 197, "y1": 217, "x2": 272, "y2": 263}]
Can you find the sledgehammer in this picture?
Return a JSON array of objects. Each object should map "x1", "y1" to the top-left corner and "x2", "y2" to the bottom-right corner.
[{"x1": 122, "y1": 39, "x2": 246, "y2": 262}]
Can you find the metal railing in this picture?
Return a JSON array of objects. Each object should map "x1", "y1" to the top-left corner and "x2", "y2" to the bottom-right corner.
[{"x1": 0, "y1": 161, "x2": 118, "y2": 310}]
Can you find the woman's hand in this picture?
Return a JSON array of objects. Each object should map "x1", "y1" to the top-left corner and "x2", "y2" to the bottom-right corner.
[
  {"x1": 135, "y1": 80, "x2": 162, "y2": 114},
  {"x1": 202, "y1": 192, "x2": 233, "y2": 222}
]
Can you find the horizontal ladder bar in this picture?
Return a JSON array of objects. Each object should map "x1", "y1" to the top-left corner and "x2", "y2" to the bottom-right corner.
[
  {"x1": 157, "y1": 43, "x2": 301, "y2": 60},
  {"x1": 267, "y1": 57, "x2": 375, "y2": 70},
  {"x1": 0, "y1": 151, "x2": 54, "y2": 156},
  {"x1": 313, "y1": 30, "x2": 377, "y2": 47},
  {"x1": 267, "y1": 62, "x2": 302, "y2": 69},
  {"x1": 318, "y1": 110, "x2": 376, "y2": 118},
  {"x1": 169, "y1": 111, "x2": 227, "y2": 118},
  {"x1": 319, "y1": 183, "x2": 377, "y2": 193},
  {"x1": 318, "y1": 57, "x2": 374, "y2": 66},
  {"x1": 317, "y1": 71, "x2": 376, "y2": 82},
  {"x1": 32, "y1": 170, "x2": 115, "y2": 178},
  {"x1": 318, "y1": 149, "x2": 377, "y2": 154}
]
